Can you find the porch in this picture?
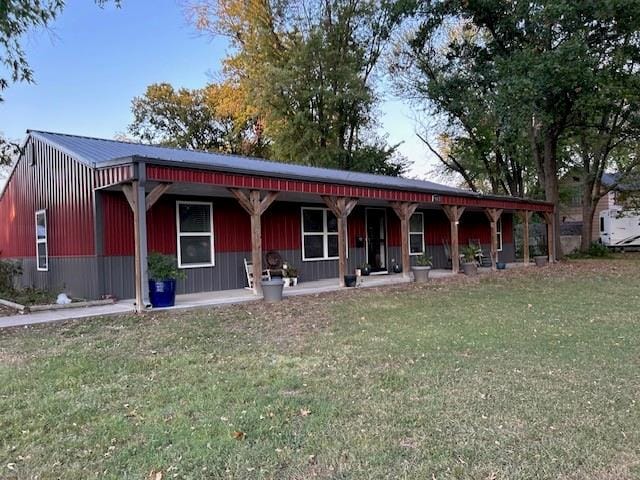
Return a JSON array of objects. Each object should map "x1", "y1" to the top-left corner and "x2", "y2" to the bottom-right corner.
[
  {"x1": 123, "y1": 263, "x2": 530, "y2": 312},
  {"x1": 95, "y1": 159, "x2": 555, "y2": 312}
]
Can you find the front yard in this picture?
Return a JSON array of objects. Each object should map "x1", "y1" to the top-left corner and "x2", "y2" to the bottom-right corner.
[{"x1": 1, "y1": 259, "x2": 639, "y2": 479}]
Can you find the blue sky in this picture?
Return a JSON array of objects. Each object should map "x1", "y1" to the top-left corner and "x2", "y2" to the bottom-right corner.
[{"x1": 1, "y1": 0, "x2": 436, "y2": 177}]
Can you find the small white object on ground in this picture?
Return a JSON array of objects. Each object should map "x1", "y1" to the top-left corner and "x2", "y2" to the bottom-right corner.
[{"x1": 56, "y1": 293, "x2": 72, "y2": 305}]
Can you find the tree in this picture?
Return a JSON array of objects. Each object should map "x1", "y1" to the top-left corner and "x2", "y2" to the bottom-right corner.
[
  {"x1": 393, "y1": 0, "x2": 640, "y2": 256},
  {"x1": 128, "y1": 82, "x2": 269, "y2": 156},
  {"x1": 185, "y1": 0, "x2": 409, "y2": 175},
  {"x1": 568, "y1": 100, "x2": 640, "y2": 250},
  {"x1": 392, "y1": 20, "x2": 536, "y2": 196},
  {"x1": 0, "y1": 0, "x2": 119, "y2": 163}
]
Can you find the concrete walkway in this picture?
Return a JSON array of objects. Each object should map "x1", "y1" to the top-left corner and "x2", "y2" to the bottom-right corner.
[
  {"x1": 0, "y1": 302, "x2": 135, "y2": 329},
  {"x1": 0, "y1": 264, "x2": 529, "y2": 329}
]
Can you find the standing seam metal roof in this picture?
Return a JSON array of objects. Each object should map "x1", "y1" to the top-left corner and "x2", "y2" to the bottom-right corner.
[
  {"x1": 28, "y1": 130, "x2": 470, "y2": 196},
  {"x1": 27, "y1": 130, "x2": 556, "y2": 208}
]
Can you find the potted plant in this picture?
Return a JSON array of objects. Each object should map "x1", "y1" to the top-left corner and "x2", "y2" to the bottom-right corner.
[
  {"x1": 391, "y1": 259, "x2": 402, "y2": 274},
  {"x1": 460, "y1": 245, "x2": 478, "y2": 276},
  {"x1": 147, "y1": 252, "x2": 186, "y2": 308},
  {"x1": 344, "y1": 273, "x2": 357, "y2": 287},
  {"x1": 286, "y1": 266, "x2": 298, "y2": 286},
  {"x1": 532, "y1": 246, "x2": 548, "y2": 267},
  {"x1": 361, "y1": 263, "x2": 371, "y2": 276},
  {"x1": 411, "y1": 253, "x2": 432, "y2": 283}
]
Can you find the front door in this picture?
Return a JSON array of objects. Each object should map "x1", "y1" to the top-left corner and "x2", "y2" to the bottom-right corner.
[{"x1": 366, "y1": 208, "x2": 388, "y2": 272}]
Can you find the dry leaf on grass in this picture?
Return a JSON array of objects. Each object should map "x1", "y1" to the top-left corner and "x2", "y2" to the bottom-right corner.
[
  {"x1": 148, "y1": 470, "x2": 163, "y2": 480},
  {"x1": 300, "y1": 408, "x2": 311, "y2": 417},
  {"x1": 232, "y1": 431, "x2": 245, "y2": 440}
]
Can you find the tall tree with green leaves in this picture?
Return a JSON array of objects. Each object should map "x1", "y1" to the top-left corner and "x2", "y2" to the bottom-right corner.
[
  {"x1": 185, "y1": 0, "x2": 409, "y2": 175},
  {"x1": 392, "y1": 19, "x2": 536, "y2": 196},
  {"x1": 129, "y1": 82, "x2": 269, "y2": 157},
  {"x1": 393, "y1": 0, "x2": 640, "y2": 256}
]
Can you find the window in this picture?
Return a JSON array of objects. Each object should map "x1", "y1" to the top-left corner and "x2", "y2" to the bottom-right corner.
[
  {"x1": 35, "y1": 209, "x2": 48, "y2": 271},
  {"x1": 409, "y1": 212, "x2": 425, "y2": 255},
  {"x1": 176, "y1": 201, "x2": 214, "y2": 268},
  {"x1": 301, "y1": 207, "x2": 340, "y2": 261},
  {"x1": 496, "y1": 218, "x2": 503, "y2": 252},
  {"x1": 600, "y1": 216, "x2": 605, "y2": 232}
]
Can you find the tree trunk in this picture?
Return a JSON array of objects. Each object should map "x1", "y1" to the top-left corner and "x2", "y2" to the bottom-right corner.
[
  {"x1": 580, "y1": 200, "x2": 597, "y2": 252},
  {"x1": 542, "y1": 131, "x2": 562, "y2": 259}
]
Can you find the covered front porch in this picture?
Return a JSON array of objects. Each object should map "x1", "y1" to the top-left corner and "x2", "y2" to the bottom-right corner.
[
  {"x1": 119, "y1": 262, "x2": 532, "y2": 312},
  {"x1": 95, "y1": 161, "x2": 555, "y2": 312}
]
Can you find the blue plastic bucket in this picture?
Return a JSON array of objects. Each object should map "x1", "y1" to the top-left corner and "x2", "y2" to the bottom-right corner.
[{"x1": 149, "y1": 279, "x2": 177, "y2": 308}]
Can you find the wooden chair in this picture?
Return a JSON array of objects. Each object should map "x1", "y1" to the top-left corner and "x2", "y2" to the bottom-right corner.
[
  {"x1": 468, "y1": 238, "x2": 491, "y2": 267},
  {"x1": 244, "y1": 258, "x2": 271, "y2": 290},
  {"x1": 442, "y1": 238, "x2": 464, "y2": 267}
]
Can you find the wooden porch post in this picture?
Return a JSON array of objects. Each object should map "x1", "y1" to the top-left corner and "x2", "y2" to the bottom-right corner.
[
  {"x1": 442, "y1": 205, "x2": 465, "y2": 273},
  {"x1": 230, "y1": 189, "x2": 279, "y2": 294},
  {"x1": 521, "y1": 210, "x2": 532, "y2": 264},
  {"x1": 322, "y1": 196, "x2": 358, "y2": 287},
  {"x1": 484, "y1": 208, "x2": 503, "y2": 270},
  {"x1": 123, "y1": 180, "x2": 172, "y2": 313},
  {"x1": 390, "y1": 202, "x2": 419, "y2": 279},
  {"x1": 543, "y1": 211, "x2": 556, "y2": 263}
]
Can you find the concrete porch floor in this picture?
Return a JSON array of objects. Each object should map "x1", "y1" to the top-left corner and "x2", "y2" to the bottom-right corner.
[
  {"x1": 0, "y1": 262, "x2": 532, "y2": 328},
  {"x1": 130, "y1": 262, "x2": 530, "y2": 312}
]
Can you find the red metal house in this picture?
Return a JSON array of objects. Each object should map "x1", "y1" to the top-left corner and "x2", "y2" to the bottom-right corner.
[{"x1": 0, "y1": 131, "x2": 554, "y2": 310}]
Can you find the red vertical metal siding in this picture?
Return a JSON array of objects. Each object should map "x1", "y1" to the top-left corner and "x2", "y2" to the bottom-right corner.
[
  {"x1": 0, "y1": 138, "x2": 95, "y2": 257},
  {"x1": 348, "y1": 208, "x2": 366, "y2": 247},
  {"x1": 101, "y1": 192, "x2": 134, "y2": 256},
  {"x1": 95, "y1": 165, "x2": 134, "y2": 188},
  {"x1": 421, "y1": 210, "x2": 514, "y2": 246},
  {"x1": 424, "y1": 209, "x2": 452, "y2": 245},
  {"x1": 102, "y1": 193, "x2": 253, "y2": 255},
  {"x1": 262, "y1": 203, "x2": 301, "y2": 251},
  {"x1": 387, "y1": 213, "x2": 401, "y2": 247}
]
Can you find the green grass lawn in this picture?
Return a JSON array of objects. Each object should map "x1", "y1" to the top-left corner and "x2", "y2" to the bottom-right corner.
[{"x1": 1, "y1": 259, "x2": 640, "y2": 479}]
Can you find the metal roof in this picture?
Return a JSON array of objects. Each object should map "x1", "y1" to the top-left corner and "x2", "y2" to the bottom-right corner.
[
  {"x1": 26, "y1": 130, "x2": 555, "y2": 208},
  {"x1": 28, "y1": 130, "x2": 470, "y2": 196},
  {"x1": 602, "y1": 172, "x2": 640, "y2": 192}
]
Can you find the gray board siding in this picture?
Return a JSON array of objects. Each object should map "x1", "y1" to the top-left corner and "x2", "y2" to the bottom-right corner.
[
  {"x1": 17, "y1": 256, "x2": 100, "y2": 300},
  {"x1": 98, "y1": 241, "x2": 516, "y2": 300}
]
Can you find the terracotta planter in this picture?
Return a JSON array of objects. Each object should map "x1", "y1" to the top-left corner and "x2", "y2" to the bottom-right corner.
[
  {"x1": 411, "y1": 266, "x2": 431, "y2": 283},
  {"x1": 461, "y1": 262, "x2": 478, "y2": 276}
]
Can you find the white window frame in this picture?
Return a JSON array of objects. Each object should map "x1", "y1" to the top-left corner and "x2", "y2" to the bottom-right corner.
[
  {"x1": 35, "y1": 209, "x2": 48, "y2": 272},
  {"x1": 409, "y1": 212, "x2": 425, "y2": 256},
  {"x1": 176, "y1": 201, "x2": 215, "y2": 269},
  {"x1": 301, "y1": 207, "x2": 347, "y2": 261},
  {"x1": 497, "y1": 217, "x2": 503, "y2": 252}
]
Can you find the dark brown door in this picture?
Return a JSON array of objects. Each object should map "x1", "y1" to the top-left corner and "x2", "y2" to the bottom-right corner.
[{"x1": 366, "y1": 209, "x2": 387, "y2": 272}]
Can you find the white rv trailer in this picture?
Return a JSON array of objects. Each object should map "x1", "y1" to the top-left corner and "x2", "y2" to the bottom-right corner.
[{"x1": 599, "y1": 208, "x2": 640, "y2": 249}]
